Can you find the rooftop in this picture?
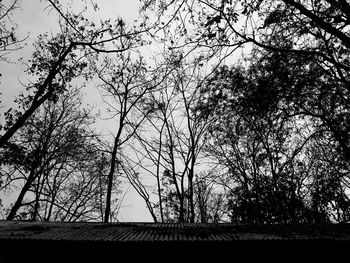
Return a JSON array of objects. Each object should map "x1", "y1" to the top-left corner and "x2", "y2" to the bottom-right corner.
[
  {"x1": 1, "y1": 221, "x2": 350, "y2": 242},
  {"x1": 0, "y1": 221, "x2": 349, "y2": 262}
]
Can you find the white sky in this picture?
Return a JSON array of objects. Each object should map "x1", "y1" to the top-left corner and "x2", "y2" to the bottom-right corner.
[
  {"x1": 0, "y1": 0, "x2": 154, "y2": 222},
  {"x1": 1, "y1": 0, "x2": 142, "y2": 102}
]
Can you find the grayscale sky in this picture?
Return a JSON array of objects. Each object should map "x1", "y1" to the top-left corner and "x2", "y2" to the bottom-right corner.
[{"x1": 0, "y1": 0, "x2": 154, "y2": 222}]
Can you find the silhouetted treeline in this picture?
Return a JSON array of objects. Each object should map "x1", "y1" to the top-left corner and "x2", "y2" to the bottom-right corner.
[{"x1": 1, "y1": 0, "x2": 350, "y2": 223}]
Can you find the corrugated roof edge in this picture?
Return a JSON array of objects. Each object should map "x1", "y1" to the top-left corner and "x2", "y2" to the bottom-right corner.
[{"x1": 0, "y1": 220, "x2": 350, "y2": 242}]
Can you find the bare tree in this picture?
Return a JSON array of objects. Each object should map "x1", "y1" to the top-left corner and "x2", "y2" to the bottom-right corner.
[
  {"x1": 125, "y1": 51, "x2": 210, "y2": 222},
  {"x1": 94, "y1": 52, "x2": 167, "y2": 222},
  {"x1": 141, "y1": 0, "x2": 350, "y2": 162},
  {"x1": 1, "y1": 87, "x2": 109, "y2": 221},
  {"x1": 0, "y1": 0, "x2": 147, "y2": 149}
]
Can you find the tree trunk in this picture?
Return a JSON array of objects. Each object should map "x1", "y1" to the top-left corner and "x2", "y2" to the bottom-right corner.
[
  {"x1": 0, "y1": 43, "x2": 74, "y2": 149},
  {"x1": 32, "y1": 177, "x2": 41, "y2": 221},
  {"x1": 0, "y1": 92, "x2": 51, "y2": 148},
  {"x1": 7, "y1": 168, "x2": 36, "y2": 220},
  {"x1": 32, "y1": 173, "x2": 46, "y2": 221},
  {"x1": 188, "y1": 172, "x2": 195, "y2": 223},
  {"x1": 156, "y1": 124, "x2": 165, "y2": 222},
  {"x1": 104, "y1": 137, "x2": 119, "y2": 223}
]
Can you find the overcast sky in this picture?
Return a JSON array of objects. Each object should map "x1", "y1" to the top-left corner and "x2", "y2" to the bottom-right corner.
[
  {"x1": 2, "y1": 0, "x2": 141, "y2": 102},
  {"x1": 0, "y1": 0, "x2": 154, "y2": 222}
]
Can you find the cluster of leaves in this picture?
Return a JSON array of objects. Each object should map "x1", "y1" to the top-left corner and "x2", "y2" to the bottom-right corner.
[{"x1": 194, "y1": 45, "x2": 350, "y2": 223}]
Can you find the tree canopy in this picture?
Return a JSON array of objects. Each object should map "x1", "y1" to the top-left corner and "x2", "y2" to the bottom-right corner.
[{"x1": 1, "y1": 0, "x2": 350, "y2": 223}]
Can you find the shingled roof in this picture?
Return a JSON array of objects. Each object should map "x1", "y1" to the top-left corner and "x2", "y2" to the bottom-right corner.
[{"x1": 0, "y1": 221, "x2": 349, "y2": 262}]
